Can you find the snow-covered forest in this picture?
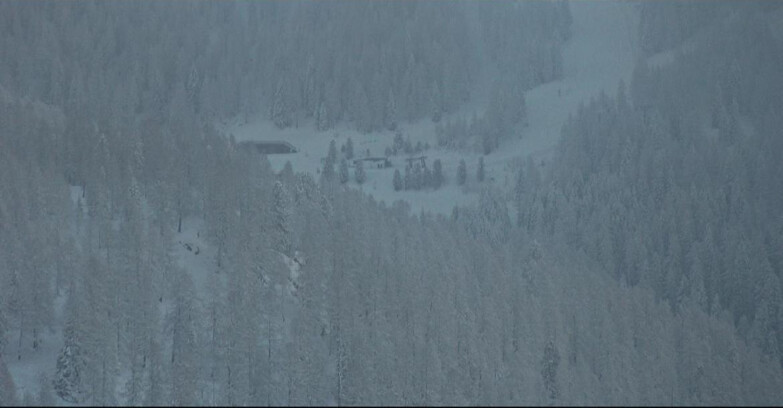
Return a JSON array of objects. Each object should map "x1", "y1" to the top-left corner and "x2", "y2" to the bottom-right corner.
[{"x1": 1, "y1": 1, "x2": 783, "y2": 405}]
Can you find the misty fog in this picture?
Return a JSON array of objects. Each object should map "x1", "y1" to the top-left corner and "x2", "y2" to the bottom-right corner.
[{"x1": 1, "y1": 1, "x2": 782, "y2": 406}]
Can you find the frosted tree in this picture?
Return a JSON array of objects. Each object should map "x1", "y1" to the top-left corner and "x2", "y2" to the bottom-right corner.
[
  {"x1": 316, "y1": 101, "x2": 331, "y2": 131},
  {"x1": 15, "y1": 234, "x2": 54, "y2": 357},
  {"x1": 457, "y1": 159, "x2": 467, "y2": 186},
  {"x1": 322, "y1": 140, "x2": 337, "y2": 182},
  {"x1": 432, "y1": 159, "x2": 444, "y2": 189},
  {"x1": 271, "y1": 77, "x2": 293, "y2": 129},
  {"x1": 355, "y1": 160, "x2": 366, "y2": 185},
  {"x1": 82, "y1": 256, "x2": 118, "y2": 406},
  {"x1": 122, "y1": 222, "x2": 160, "y2": 407},
  {"x1": 143, "y1": 335, "x2": 167, "y2": 406},
  {"x1": 322, "y1": 159, "x2": 335, "y2": 183},
  {"x1": 345, "y1": 137, "x2": 354, "y2": 160},
  {"x1": 403, "y1": 136, "x2": 413, "y2": 155},
  {"x1": 541, "y1": 340, "x2": 560, "y2": 401},
  {"x1": 203, "y1": 271, "x2": 227, "y2": 406},
  {"x1": 393, "y1": 132, "x2": 404, "y2": 154},
  {"x1": 385, "y1": 89, "x2": 398, "y2": 131},
  {"x1": 328, "y1": 139, "x2": 338, "y2": 164},
  {"x1": 0, "y1": 305, "x2": 7, "y2": 356},
  {"x1": 279, "y1": 161, "x2": 295, "y2": 185},
  {"x1": 430, "y1": 81, "x2": 443, "y2": 123},
  {"x1": 168, "y1": 270, "x2": 200, "y2": 406},
  {"x1": 169, "y1": 141, "x2": 189, "y2": 234},
  {"x1": 205, "y1": 146, "x2": 235, "y2": 270},
  {"x1": 339, "y1": 159, "x2": 350, "y2": 184},
  {"x1": 393, "y1": 169, "x2": 403, "y2": 191},
  {"x1": 411, "y1": 163, "x2": 423, "y2": 190},
  {"x1": 222, "y1": 248, "x2": 263, "y2": 406},
  {"x1": 54, "y1": 324, "x2": 88, "y2": 403}
]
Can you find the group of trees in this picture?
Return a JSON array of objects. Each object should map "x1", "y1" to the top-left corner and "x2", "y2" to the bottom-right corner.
[
  {"x1": 456, "y1": 157, "x2": 487, "y2": 186},
  {"x1": 7, "y1": 84, "x2": 780, "y2": 404},
  {"x1": 386, "y1": 131, "x2": 430, "y2": 158},
  {"x1": 0, "y1": 1, "x2": 569, "y2": 137},
  {"x1": 389, "y1": 155, "x2": 485, "y2": 191},
  {"x1": 392, "y1": 159, "x2": 444, "y2": 192},
  {"x1": 390, "y1": 154, "x2": 486, "y2": 191},
  {"x1": 514, "y1": 0, "x2": 783, "y2": 369},
  {"x1": 322, "y1": 139, "x2": 367, "y2": 186},
  {"x1": 435, "y1": 85, "x2": 527, "y2": 155}
]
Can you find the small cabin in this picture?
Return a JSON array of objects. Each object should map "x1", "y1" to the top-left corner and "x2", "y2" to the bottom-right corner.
[
  {"x1": 238, "y1": 140, "x2": 298, "y2": 155},
  {"x1": 405, "y1": 156, "x2": 427, "y2": 169},
  {"x1": 353, "y1": 157, "x2": 392, "y2": 169}
]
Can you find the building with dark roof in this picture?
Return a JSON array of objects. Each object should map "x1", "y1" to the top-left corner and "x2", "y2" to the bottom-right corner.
[{"x1": 238, "y1": 140, "x2": 298, "y2": 154}]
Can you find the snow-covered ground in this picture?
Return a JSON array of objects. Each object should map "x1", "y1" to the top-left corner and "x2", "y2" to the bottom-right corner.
[{"x1": 222, "y1": 1, "x2": 640, "y2": 216}]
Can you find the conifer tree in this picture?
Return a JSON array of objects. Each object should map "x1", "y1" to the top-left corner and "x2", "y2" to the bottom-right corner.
[
  {"x1": 355, "y1": 160, "x2": 366, "y2": 185},
  {"x1": 457, "y1": 159, "x2": 467, "y2": 186},
  {"x1": 432, "y1": 159, "x2": 444, "y2": 189},
  {"x1": 393, "y1": 169, "x2": 403, "y2": 191},
  {"x1": 339, "y1": 159, "x2": 350, "y2": 184}
]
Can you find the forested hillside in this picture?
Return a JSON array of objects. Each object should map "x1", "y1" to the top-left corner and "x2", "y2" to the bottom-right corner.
[
  {"x1": 514, "y1": 0, "x2": 783, "y2": 369},
  {"x1": 0, "y1": 1, "x2": 570, "y2": 133},
  {"x1": 1, "y1": 1, "x2": 782, "y2": 406}
]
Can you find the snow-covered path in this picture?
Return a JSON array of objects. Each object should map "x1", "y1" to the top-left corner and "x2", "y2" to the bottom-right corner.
[
  {"x1": 225, "y1": 1, "x2": 639, "y2": 216},
  {"x1": 486, "y1": 0, "x2": 639, "y2": 167}
]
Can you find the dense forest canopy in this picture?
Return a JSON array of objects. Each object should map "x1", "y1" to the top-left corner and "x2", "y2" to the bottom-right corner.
[
  {"x1": 0, "y1": 1, "x2": 570, "y2": 133},
  {"x1": 515, "y1": 0, "x2": 783, "y2": 366}
]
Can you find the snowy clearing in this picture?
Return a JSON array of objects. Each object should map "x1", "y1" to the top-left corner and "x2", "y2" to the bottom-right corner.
[{"x1": 222, "y1": 1, "x2": 639, "y2": 216}]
